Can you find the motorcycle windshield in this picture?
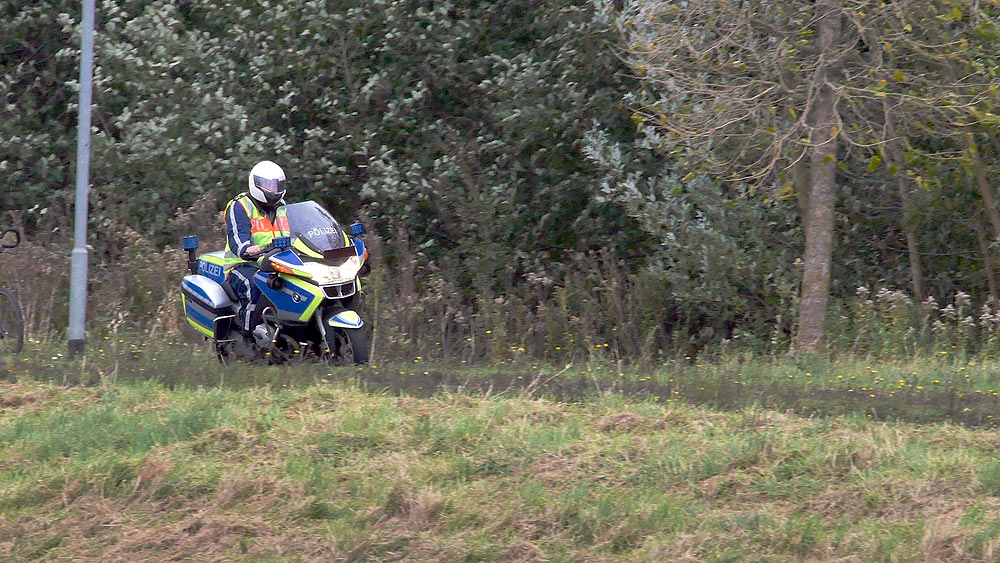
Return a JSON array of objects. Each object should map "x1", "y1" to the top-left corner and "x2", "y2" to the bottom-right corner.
[{"x1": 280, "y1": 201, "x2": 349, "y2": 253}]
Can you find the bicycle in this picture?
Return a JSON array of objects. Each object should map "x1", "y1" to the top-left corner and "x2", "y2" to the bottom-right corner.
[{"x1": 0, "y1": 228, "x2": 23, "y2": 355}]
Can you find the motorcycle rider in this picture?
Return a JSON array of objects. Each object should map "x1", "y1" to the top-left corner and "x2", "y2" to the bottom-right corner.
[{"x1": 224, "y1": 160, "x2": 290, "y2": 342}]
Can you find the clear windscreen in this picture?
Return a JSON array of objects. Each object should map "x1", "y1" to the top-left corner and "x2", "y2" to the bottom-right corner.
[{"x1": 280, "y1": 201, "x2": 348, "y2": 253}]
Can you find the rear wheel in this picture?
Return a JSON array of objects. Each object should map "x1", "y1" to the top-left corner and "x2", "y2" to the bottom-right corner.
[
  {"x1": 326, "y1": 327, "x2": 369, "y2": 365},
  {"x1": 0, "y1": 288, "x2": 24, "y2": 355}
]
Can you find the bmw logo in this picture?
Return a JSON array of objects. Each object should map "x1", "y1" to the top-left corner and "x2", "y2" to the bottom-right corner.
[{"x1": 292, "y1": 293, "x2": 302, "y2": 303}]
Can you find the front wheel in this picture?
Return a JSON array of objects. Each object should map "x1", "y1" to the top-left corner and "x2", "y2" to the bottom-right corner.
[
  {"x1": 0, "y1": 288, "x2": 24, "y2": 355},
  {"x1": 326, "y1": 327, "x2": 369, "y2": 365}
]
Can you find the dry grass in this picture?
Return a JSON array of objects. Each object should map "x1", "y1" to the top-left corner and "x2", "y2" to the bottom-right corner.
[{"x1": 3, "y1": 377, "x2": 1000, "y2": 561}]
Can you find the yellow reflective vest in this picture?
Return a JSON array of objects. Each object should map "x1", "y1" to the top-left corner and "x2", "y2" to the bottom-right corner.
[{"x1": 223, "y1": 193, "x2": 289, "y2": 267}]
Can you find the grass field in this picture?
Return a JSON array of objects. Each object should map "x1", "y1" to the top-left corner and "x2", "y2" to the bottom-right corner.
[
  {"x1": 8, "y1": 337, "x2": 1000, "y2": 427},
  {"x1": 4, "y1": 342, "x2": 1000, "y2": 560}
]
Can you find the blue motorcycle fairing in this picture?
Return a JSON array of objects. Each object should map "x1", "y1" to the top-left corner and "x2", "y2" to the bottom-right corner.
[
  {"x1": 270, "y1": 248, "x2": 304, "y2": 266},
  {"x1": 253, "y1": 271, "x2": 325, "y2": 322}
]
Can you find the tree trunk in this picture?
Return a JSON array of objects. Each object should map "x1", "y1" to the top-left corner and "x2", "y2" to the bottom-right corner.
[
  {"x1": 793, "y1": 156, "x2": 810, "y2": 243},
  {"x1": 883, "y1": 101, "x2": 925, "y2": 301},
  {"x1": 899, "y1": 186, "x2": 926, "y2": 302},
  {"x1": 971, "y1": 138, "x2": 1000, "y2": 240},
  {"x1": 975, "y1": 217, "x2": 1000, "y2": 304},
  {"x1": 795, "y1": 0, "x2": 841, "y2": 354},
  {"x1": 970, "y1": 135, "x2": 1000, "y2": 303}
]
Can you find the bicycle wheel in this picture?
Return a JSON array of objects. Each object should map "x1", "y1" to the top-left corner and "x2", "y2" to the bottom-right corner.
[{"x1": 0, "y1": 288, "x2": 24, "y2": 355}]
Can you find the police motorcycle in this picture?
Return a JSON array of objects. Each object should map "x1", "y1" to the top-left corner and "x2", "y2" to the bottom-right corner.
[{"x1": 180, "y1": 201, "x2": 370, "y2": 365}]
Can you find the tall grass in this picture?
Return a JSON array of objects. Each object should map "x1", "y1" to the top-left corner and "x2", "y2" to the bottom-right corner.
[
  {"x1": 7, "y1": 197, "x2": 1000, "y2": 367},
  {"x1": 6, "y1": 329, "x2": 1000, "y2": 430}
]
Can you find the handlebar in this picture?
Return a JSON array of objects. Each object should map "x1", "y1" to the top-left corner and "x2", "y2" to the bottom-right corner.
[
  {"x1": 249, "y1": 242, "x2": 277, "y2": 262},
  {"x1": 0, "y1": 229, "x2": 21, "y2": 250},
  {"x1": 253, "y1": 236, "x2": 291, "y2": 260},
  {"x1": 255, "y1": 242, "x2": 287, "y2": 274}
]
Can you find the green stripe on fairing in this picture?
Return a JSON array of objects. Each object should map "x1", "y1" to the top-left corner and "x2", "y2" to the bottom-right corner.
[
  {"x1": 280, "y1": 275, "x2": 326, "y2": 322},
  {"x1": 292, "y1": 238, "x2": 322, "y2": 258},
  {"x1": 182, "y1": 294, "x2": 214, "y2": 338}
]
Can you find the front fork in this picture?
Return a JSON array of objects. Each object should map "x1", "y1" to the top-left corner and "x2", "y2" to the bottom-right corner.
[
  {"x1": 316, "y1": 303, "x2": 365, "y2": 355},
  {"x1": 315, "y1": 312, "x2": 330, "y2": 354}
]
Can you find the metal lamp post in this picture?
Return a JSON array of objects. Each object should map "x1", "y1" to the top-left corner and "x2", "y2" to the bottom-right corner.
[{"x1": 68, "y1": 0, "x2": 95, "y2": 357}]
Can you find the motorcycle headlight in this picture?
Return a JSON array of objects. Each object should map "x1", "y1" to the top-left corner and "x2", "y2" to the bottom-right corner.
[
  {"x1": 294, "y1": 263, "x2": 337, "y2": 284},
  {"x1": 299, "y1": 259, "x2": 361, "y2": 285},
  {"x1": 311, "y1": 265, "x2": 344, "y2": 285}
]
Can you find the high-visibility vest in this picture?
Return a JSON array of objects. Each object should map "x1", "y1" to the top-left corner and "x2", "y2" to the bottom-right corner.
[{"x1": 223, "y1": 193, "x2": 289, "y2": 267}]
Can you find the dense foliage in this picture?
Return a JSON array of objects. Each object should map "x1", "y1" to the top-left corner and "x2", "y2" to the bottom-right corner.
[{"x1": 5, "y1": 0, "x2": 1000, "y2": 357}]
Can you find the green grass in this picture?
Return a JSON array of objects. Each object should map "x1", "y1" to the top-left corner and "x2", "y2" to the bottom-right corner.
[
  {"x1": 7, "y1": 335, "x2": 1000, "y2": 427},
  {"x1": 3, "y1": 367, "x2": 1000, "y2": 560}
]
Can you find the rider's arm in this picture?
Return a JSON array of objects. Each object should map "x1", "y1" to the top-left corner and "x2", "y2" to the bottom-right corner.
[{"x1": 226, "y1": 201, "x2": 259, "y2": 260}]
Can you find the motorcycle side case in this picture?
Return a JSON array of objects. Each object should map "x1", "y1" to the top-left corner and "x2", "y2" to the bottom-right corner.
[{"x1": 182, "y1": 274, "x2": 236, "y2": 340}]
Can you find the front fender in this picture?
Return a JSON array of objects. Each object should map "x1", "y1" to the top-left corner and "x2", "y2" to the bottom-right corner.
[{"x1": 327, "y1": 309, "x2": 364, "y2": 329}]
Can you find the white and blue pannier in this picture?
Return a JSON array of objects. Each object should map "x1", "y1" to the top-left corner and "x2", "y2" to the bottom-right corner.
[{"x1": 181, "y1": 274, "x2": 235, "y2": 340}]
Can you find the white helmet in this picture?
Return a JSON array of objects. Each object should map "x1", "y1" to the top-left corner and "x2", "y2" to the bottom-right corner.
[{"x1": 248, "y1": 160, "x2": 286, "y2": 207}]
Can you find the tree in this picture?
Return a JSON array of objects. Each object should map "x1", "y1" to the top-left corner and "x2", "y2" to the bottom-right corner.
[
  {"x1": 616, "y1": 0, "x2": 1000, "y2": 352},
  {"x1": 2, "y1": 0, "x2": 655, "y2": 346},
  {"x1": 0, "y1": 1, "x2": 80, "y2": 228}
]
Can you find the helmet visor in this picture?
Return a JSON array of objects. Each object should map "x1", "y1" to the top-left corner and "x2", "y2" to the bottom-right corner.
[{"x1": 253, "y1": 175, "x2": 286, "y2": 204}]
